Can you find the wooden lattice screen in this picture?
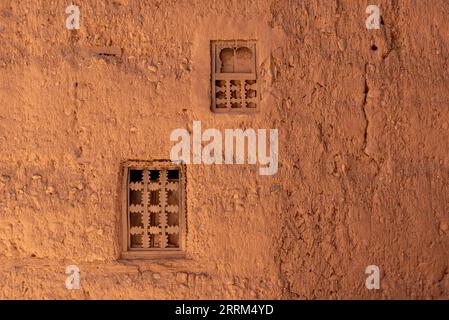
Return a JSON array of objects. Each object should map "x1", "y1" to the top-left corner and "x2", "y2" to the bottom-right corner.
[{"x1": 121, "y1": 161, "x2": 186, "y2": 259}]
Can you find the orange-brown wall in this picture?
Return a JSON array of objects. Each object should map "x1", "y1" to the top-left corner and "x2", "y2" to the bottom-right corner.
[{"x1": 0, "y1": 0, "x2": 448, "y2": 299}]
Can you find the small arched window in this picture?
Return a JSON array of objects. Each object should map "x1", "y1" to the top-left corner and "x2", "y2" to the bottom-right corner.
[{"x1": 211, "y1": 40, "x2": 259, "y2": 113}]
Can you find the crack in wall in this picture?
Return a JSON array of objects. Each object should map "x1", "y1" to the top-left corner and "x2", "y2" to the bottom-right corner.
[{"x1": 361, "y1": 63, "x2": 370, "y2": 155}]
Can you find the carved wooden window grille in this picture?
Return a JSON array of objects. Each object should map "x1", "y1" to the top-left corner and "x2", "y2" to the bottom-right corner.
[
  {"x1": 211, "y1": 40, "x2": 259, "y2": 113},
  {"x1": 120, "y1": 161, "x2": 186, "y2": 259}
]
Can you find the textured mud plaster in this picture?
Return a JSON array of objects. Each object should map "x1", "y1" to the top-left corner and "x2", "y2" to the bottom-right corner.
[{"x1": 0, "y1": 0, "x2": 448, "y2": 299}]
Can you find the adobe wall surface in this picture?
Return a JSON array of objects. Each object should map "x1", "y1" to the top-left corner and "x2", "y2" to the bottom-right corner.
[{"x1": 0, "y1": 0, "x2": 448, "y2": 299}]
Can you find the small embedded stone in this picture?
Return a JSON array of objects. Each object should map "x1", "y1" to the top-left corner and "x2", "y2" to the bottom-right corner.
[
  {"x1": 148, "y1": 65, "x2": 157, "y2": 72},
  {"x1": 152, "y1": 273, "x2": 161, "y2": 280},
  {"x1": 45, "y1": 186, "x2": 54, "y2": 195},
  {"x1": 337, "y1": 39, "x2": 347, "y2": 51},
  {"x1": 0, "y1": 175, "x2": 11, "y2": 183}
]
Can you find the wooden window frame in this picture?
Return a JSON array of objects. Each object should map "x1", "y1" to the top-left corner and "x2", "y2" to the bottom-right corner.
[
  {"x1": 120, "y1": 160, "x2": 187, "y2": 259},
  {"x1": 211, "y1": 40, "x2": 260, "y2": 114}
]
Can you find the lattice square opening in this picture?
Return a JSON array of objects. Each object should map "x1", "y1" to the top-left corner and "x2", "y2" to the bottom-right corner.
[
  {"x1": 120, "y1": 161, "x2": 186, "y2": 259},
  {"x1": 211, "y1": 40, "x2": 259, "y2": 113}
]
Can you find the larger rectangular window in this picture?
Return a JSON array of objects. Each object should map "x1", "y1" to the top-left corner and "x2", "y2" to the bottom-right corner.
[{"x1": 120, "y1": 161, "x2": 186, "y2": 259}]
